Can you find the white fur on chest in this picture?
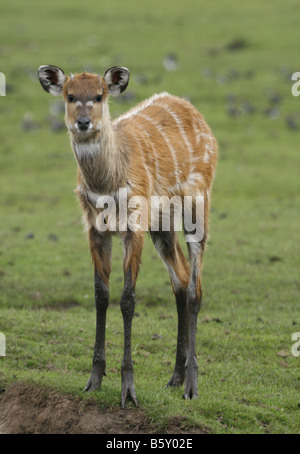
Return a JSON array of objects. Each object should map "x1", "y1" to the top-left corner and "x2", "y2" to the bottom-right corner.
[{"x1": 74, "y1": 142, "x2": 100, "y2": 160}]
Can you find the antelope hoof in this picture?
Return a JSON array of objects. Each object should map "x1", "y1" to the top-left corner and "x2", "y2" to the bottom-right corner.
[
  {"x1": 83, "y1": 370, "x2": 105, "y2": 392},
  {"x1": 121, "y1": 371, "x2": 138, "y2": 408},
  {"x1": 165, "y1": 368, "x2": 185, "y2": 388},
  {"x1": 183, "y1": 390, "x2": 199, "y2": 400},
  {"x1": 121, "y1": 387, "x2": 138, "y2": 409},
  {"x1": 183, "y1": 366, "x2": 198, "y2": 400}
]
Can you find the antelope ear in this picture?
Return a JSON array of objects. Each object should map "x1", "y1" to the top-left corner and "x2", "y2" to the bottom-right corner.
[
  {"x1": 103, "y1": 66, "x2": 130, "y2": 96},
  {"x1": 38, "y1": 65, "x2": 66, "y2": 96}
]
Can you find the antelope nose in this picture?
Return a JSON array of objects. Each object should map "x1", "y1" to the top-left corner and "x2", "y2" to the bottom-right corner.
[{"x1": 77, "y1": 117, "x2": 91, "y2": 131}]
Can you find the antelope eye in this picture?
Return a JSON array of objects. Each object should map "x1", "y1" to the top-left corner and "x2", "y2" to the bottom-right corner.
[
  {"x1": 96, "y1": 94, "x2": 103, "y2": 102},
  {"x1": 68, "y1": 95, "x2": 74, "y2": 103}
]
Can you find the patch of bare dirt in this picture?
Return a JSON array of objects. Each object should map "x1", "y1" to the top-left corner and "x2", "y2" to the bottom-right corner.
[{"x1": 0, "y1": 384, "x2": 208, "y2": 434}]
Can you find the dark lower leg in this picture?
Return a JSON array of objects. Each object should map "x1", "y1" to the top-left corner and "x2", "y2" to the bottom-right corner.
[
  {"x1": 166, "y1": 287, "x2": 189, "y2": 387},
  {"x1": 120, "y1": 267, "x2": 138, "y2": 408},
  {"x1": 184, "y1": 277, "x2": 201, "y2": 399},
  {"x1": 150, "y1": 231, "x2": 190, "y2": 389},
  {"x1": 84, "y1": 268, "x2": 109, "y2": 391}
]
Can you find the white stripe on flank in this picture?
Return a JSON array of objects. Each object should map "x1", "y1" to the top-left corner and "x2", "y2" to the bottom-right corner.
[
  {"x1": 187, "y1": 172, "x2": 204, "y2": 185},
  {"x1": 193, "y1": 119, "x2": 202, "y2": 145},
  {"x1": 135, "y1": 124, "x2": 160, "y2": 187},
  {"x1": 114, "y1": 92, "x2": 171, "y2": 125},
  {"x1": 180, "y1": 172, "x2": 204, "y2": 195},
  {"x1": 203, "y1": 150, "x2": 210, "y2": 163},
  {"x1": 204, "y1": 142, "x2": 214, "y2": 157},
  {"x1": 155, "y1": 101, "x2": 194, "y2": 168},
  {"x1": 201, "y1": 133, "x2": 215, "y2": 155},
  {"x1": 139, "y1": 112, "x2": 180, "y2": 185},
  {"x1": 135, "y1": 136, "x2": 153, "y2": 194},
  {"x1": 200, "y1": 132, "x2": 213, "y2": 141}
]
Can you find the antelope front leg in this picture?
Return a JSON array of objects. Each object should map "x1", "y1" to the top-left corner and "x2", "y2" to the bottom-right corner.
[
  {"x1": 184, "y1": 284, "x2": 200, "y2": 399},
  {"x1": 120, "y1": 268, "x2": 138, "y2": 408},
  {"x1": 183, "y1": 242, "x2": 204, "y2": 400},
  {"x1": 166, "y1": 287, "x2": 189, "y2": 387},
  {"x1": 84, "y1": 230, "x2": 111, "y2": 392},
  {"x1": 120, "y1": 231, "x2": 144, "y2": 408}
]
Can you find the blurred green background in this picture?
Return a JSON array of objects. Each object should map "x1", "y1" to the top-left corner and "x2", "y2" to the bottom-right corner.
[{"x1": 0, "y1": 0, "x2": 299, "y2": 433}]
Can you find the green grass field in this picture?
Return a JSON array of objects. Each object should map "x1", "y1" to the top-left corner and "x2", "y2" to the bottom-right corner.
[{"x1": 0, "y1": 0, "x2": 299, "y2": 433}]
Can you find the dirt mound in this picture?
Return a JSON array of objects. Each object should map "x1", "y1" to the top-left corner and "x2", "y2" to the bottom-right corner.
[
  {"x1": 0, "y1": 383, "x2": 151, "y2": 434},
  {"x1": 0, "y1": 383, "x2": 207, "y2": 434}
]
